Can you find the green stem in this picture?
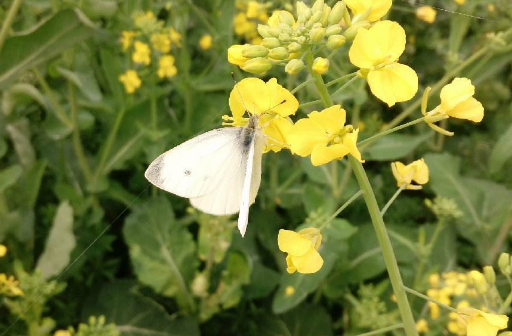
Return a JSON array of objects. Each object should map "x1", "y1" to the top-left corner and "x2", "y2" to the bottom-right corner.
[
  {"x1": 326, "y1": 72, "x2": 358, "y2": 87},
  {"x1": 306, "y1": 52, "x2": 333, "y2": 107},
  {"x1": 499, "y1": 289, "x2": 512, "y2": 314},
  {"x1": 358, "y1": 116, "x2": 426, "y2": 149},
  {"x1": 318, "y1": 189, "x2": 363, "y2": 230},
  {"x1": 299, "y1": 99, "x2": 322, "y2": 109},
  {"x1": 352, "y1": 324, "x2": 404, "y2": 336},
  {"x1": 381, "y1": 185, "x2": 405, "y2": 217},
  {"x1": 94, "y1": 107, "x2": 126, "y2": 179},
  {"x1": 403, "y1": 286, "x2": 458, "y2": 313},
  {"x1": 150, "y1": 89, "x2": 157, "y2": 131},
  {"x1": 308, "y1": 64, "x2": 418, "y2": 336},
  {"x1": 291, "y1": 78, "x2": 315, "y2": 94},
  {"x1": 331, "y1": 75, "x2": 359, "y2": 98},
  {"x1": 33, "y1": 69, "x2": 74, "y2": 128},
  {"x1": 69, "y1": 83, "x2": 93, "y2": 182},
  {"x1": 0, "y1": 0, "x2": 23, "y2": 54}
]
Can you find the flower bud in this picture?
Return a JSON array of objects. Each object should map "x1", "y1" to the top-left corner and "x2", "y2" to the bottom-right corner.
[
  {"x1": 468, "y1": 270, "x2": 488, "y2": 294},
  {"x1": 257, "y1": 24, "x2": 272, "y2": 38},
  {"x1": 483, "y1": 266, "x2": 496, "y2": 285},
  {"x1": 287, "y1": 42, "x2": 301, "y2": 53},
  {"x1": 309, "y1": 27, "x2": 325, "y2": 43},
  {"x1": 328, "y1": 2, "x2": 346, "y2": 25},
  {"x1": 242, "y1": 45, "x2": 269, "y2": 58},
  {"x1": 326, "y1": 24, "x2": 342, "y2": 37},
  {"x1": 285, "y1": 59, "x2": 305, "y2": 75},
  {"x1": 311, "y1": 0, "x2": 325, "y2": 14},
  {"x1": 307, "y1": 10, "x2": 323, "y2": 27},
  {"x1": 297, "y1": 2, "x2": 312, "y2": 21},
  {"x1": 344, "y1": 20, "x2": 371, "y2": 40},
  {"x1": 228, "y1": 44, "x2": 249, "y2": 66},
  {"x1": 268, "y1": 47, "x2": 289, "y2": 60},
  {"x1": 312, "y1": 57, "x2": 329, "y2": 75},
  {"x1": 262, "y1": 38, "x2": 281, "y2": 49},
  {"x1": 327, "y1": 34, "x2": 346, "y2": 49},
  {"x1": 279, "y1": 11, "x2": 295, "y2": 26},
  {"x1": 320, "y1": 5, "x2": 331, "y2": 26},
  {"x1": 297, "y1": 36, "x2": 307, "y2": 44},
  {"x1": 498, "y1": 252, "x2": 511, "y2": 275},
  {"x1": 241, "y1": 57, "x2": 272, "y2": 74},
  {"x1": 268, "y1": 26, "x2": 281, "y2": 38},
  {"x1": 278, "y1": 23, "x2": 293, "y2": 35}
]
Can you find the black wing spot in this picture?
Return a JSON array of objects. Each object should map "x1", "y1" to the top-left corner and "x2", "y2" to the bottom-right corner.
[{"x1": 184, "y1": 169, "x2": 191, "y2": 176}]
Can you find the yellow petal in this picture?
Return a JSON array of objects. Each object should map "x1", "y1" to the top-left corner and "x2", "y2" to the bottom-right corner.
[
  {"x1": 342, "y1": 129, "x2": 364, "y2": 162},
  {"x1": 349, "y1": 21, "x2": 406, "y2": 69},
  {"x1": 228, "y1": 44, "x2": 249, "y2": 66},
  {"x1": 307, "y1": 105, "x2": 346, "y2": 135},
  {"x1": 467, "y1": 314, "x2": 508, "y2": 336},
  {"x1": 265, "y1": 78, "x2": 299, "y2": 117},
  {"x1": 392, "y1": 161, "x2": 413, "y2": 185},
  {"x1": 480, "y1": 312, "x2": 509, "y2": 329},
  {"x1": 311, "y1": 143, "x2": 350, "y2": 166},
  {"x1": 288, "y1": 117, "x2": 329, "y2": 157},
  {"x1": 278, "y1": 229, "x2": 313, "y2": 256},
  {"x1": 286, "y1": 255, "x2": 297, "y2": 274},
  {"x1": 367, "y1": 63, "x2": 418, "y2": 107},
  {"x1": 345, "y1": 0, "x2": 392, "y2": 22},
  {"x1": 290, "y1": 247, "x2": 324, "y2": 274},
  {"x1": 261, "y1": 115, "x2": 294, "y2": 153},
  {"x1": 229, "y1": 77, "x2": 268, "y2": 119},
  {"x1": 440, "y1": 77, "x2": 475, "y2": 113},
  {"x1": 412, "y1": 158, "x2": 429, "y2": 184},
  {"x1": 446, "y1": 97, "x2": 484, "y2": 122}
]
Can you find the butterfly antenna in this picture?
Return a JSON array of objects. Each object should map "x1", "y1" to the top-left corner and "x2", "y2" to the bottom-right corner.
[
  {"x1": 262, "y1": 99, "x2": 287, "y2": 115},
  {"x1": 231, "y1": 72, "x2": 250, "y2": 116}
]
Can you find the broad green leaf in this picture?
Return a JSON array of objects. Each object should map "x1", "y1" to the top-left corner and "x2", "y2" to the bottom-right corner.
[
  {"x1": 272, "y1": 219, "x2": 356, "y2": 314},
  {"x1": 302, "y1": 182, "x2": 335, "y2": 215},
  {"x1": 364, "y1": 133, "x2": 432, "y2": 161},
  {"x1": 6, "y1": 119, "x2": 36, "y2": 167},
  {"x1": 123, "y1": 197, "x2": 198, "y2": 312},
  {"x1": 56, "y1": 66, "x2": 102, "y2": 102},
  {"x1": 0, "y1": 9, "x2": 96, "y2": 88},
  {"x1": 1, "y1": 83, "x2": 47, "y2": 116},
  {"x1": 83, "y1": 281, "x2": 200, "y2": 336},
  {"x1": 262, "y1": 303, "x2": 333, "y2": 336},
  {"x1": 99, "y1": 49, "x2": 125, "y2": 107},
  {"x1": 197, "y1": 214, "x2": 235, "y2": 264},
  {"x1": 15, "y1": 161, "x2": 47, "y2": 208},
  {"x1": 489, "y1": 122, "x2": 512, "y2": 174},
  {"x1": 36, "y1": 201, "x2": 76, "y2": 279},
  {"x1": 0, "y1": 164, "x2": 23, "y2": 193}
]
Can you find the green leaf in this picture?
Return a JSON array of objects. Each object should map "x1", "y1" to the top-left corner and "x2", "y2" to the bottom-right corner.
[
  {"x1": 36, "y1": 201, "x2": 76, "y2": 279},
  {"x1": 123, "y1": 197, "x2": 197, "y2": 312},
  {"x1": 15, "y1": 160, "x2": 47, "y2": 208},
  {"x1": 272, "y1": 219, "x2": 356, "y2": 314},
  {"x1": 83, "y1": 281, "x2": 200, "y2": 336},
  {"x1": 6, "y1": 119, "x2": 36, "y2": 167},
  {"x1": 262, "y1": 303, "x2": 333, "y2": 336},
  {"x1": 197, "y1": 214, "x2": 235, "y2": 264},
  {"x1": 2, "y1": 83, "x2": 47, "y2": 115},
  {"x1": 56, "y1": 66, "x2": 102, "y2": 102},
  {"x1": 0, "y1": 139, "x2": 7, "y2": 159},
  {"x1": 0, "y1": 164, "x2": 23, "y2": 193},
  {"x1": 489, "y1": 122, "x2": 512, "y2": 174},
  {"x1": 364, "y1": 133, "x2": 432, "y2": 161},
  {"x1": 0, "y1": 9, "x2": 96, "y2": 89}
]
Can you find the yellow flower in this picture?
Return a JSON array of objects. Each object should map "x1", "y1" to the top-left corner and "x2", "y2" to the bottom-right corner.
[
  {"x1": 416, "y1": 6, "x2": 437, "y2": 23},
  {"x1": 134, "y1": 11, "x2": 156, "y2": 29},
  {"x1": 416, "y1": 319, "x2": 429, "y2": 333},
  {"x1": 119, "y1": 70, "x2": 141, "y2": 94},
  {"x1": 246, "y1": 1, "x2": 264, "y2": 19},
  {"x1": 54, "y1": 331, "x2": 71, "y2": 336},
  {"x1": 227, "y1": 77, "x2": 299, "y2": 152},
  {"x1": 0, "y1": 273, "x2": 24, "y2": 296},
  {"x1": 120, "y1": 31, "x2": 136, "y2": 51},
  {"x1": 151, "y1": 33, "x2": 171, "y2": 53},
  {"x1": 132, "y1": 41, "x2": 151, "y2": 65},
  {"x1": 199, "y1": 34, "x2": 213, "y2": 50},
  {"x1": 268, "y1": 10, "x2": 295, "y2": 27},
  {"x1": 459, "y1": 309, "x2": 509, "y2": 336},
  {"x1": 312, "y1": 57, "x2": 330, "y2": 75},
  {"x1": 157, "y1": 55, "x2": 177, "y2": 78},
  {"x1": 0, "y1": 244, "x2": 6, "y2": 257},
  {"x1": 278, "y1": 228, "x2": 323, "y2": 274},
  {"x1": 287, "y1": 106, "x2": 363, "y2": 166},
  {"x1": 428, "y1": 78, "x2": 484, "y2": 123},
  {"x1": 228, "y1": 44, "x2": 249, "y2": 66},
  {"x1": 285, "y1": 286, "x2": 295, "y2": 296},
  {"x1": 169, "y1": 28, "x2": 182, "y2": 48},
  {"x1": 349, "y1": 20, "x2": 418, "y2": 107},
  {"x1": 429, "y1": 273, "x2": 440, "y2": 288},
  {"x1": 429, "y1": 302, "x2": 440, "y2": 320},
  {"x1": 345, "y1": 0, "x2": 392, "y2": 22},
  {"x1": 234, "y1": 12, "x2": 257, "y2": 37},
  {"x1": 391, "y1": 158, "x2": 429, "y2": 190},
  {"x1": 454, "y1": 0, "x2": 466, "y2": 5}
]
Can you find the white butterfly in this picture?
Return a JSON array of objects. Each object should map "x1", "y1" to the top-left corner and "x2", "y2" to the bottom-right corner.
[{"x1": 144, "y1": 114, "x2": 265, "y2": 237}]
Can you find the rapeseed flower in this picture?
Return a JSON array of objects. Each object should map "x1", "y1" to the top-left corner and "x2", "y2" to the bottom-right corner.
[
  {"x1": 132, "y1": 41, "x2": 151, "y2": 65},
  {"x1": 0, "y1": 244, "x2": 6, "y2": 257},
  {"x1": 287, "y1": 105, "x2": 363, "y2": 166},
  {"x1": 0, "y1": 273, "x2": 23, "y2": 296},
  {"x1": 168, "y1": 28, "x2": 182, "y2": 47},
  {"x1": 391, "y1": 159, "x2": 429, "y2": 190},
  {"x1": 120, "y1": 31, "x2": 136, "y2": 50},
  {"x1": 349, "y1": 20, "x2": 418, "y2": 107},
  {"x1": 459, "y1": 308, "x2": 508, "y2": 336},
  {"x1": 345, "y1": 0, "x2": 392, "y2": 22},
  {"x1": 151, "y1": 33, "x2": 171, "y2": 53},
  {"x1": 312, "y1": 57, "x2": 329, "y2": 74},
  {"x1": 416, "y1": 6, "x2": 437, "y2": 23},
  {"x1": 157, "y1": 56, "x2": 177, "y2": 78},
  {"x1": 454, "y1": 0, "x2": 466, "y2": 5},
  {"x1": 228, "y1": 45, "x2": 250, "y2": 66},
  {"x1": 424, "y1": 78, "x2": 484, "y2": 135},
  {"x1": 416, "y1": 319, "x2": 429, "y2": 333},
  {"x1": 226, "y1": 77, "x2": 299, "y2": 152},
  {"x1": 199, "y1": 34, "x2": 213, "y2": 50},
  {"x1": 278, "y1": 228, "x2": 323, "y2": 274},
  {"x1": 119, "y1": 70, "x2": 141, "y2": 94}
]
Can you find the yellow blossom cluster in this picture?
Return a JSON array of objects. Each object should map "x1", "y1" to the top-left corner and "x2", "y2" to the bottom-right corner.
[
  {"x1": 391, "y1": 158, "x2": 429, "y2": 190},
  {"x1": 0, "y1": 273, "x2": 23, "y2": 297},
  {"x1": 118, "y1": 11, "x2": 181, "y2": 94},
  {"x1": 278, "y1": 228, "x2": 323, "y2": 274},
  {"x1": 234, "y1": 0, "x2": 270, "y2": 44}
]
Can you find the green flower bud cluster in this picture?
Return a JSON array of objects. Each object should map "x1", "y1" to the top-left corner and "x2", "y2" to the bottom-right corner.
[
  {"x1": 425, "y1": 197, "x2": 463, "y2": 221},
  {"x1": 69, "y1": 316, "x2": 120, "y2": 336},
  {"x1": 498, "y1": 252, "x2": 512, "y2": 276},
  {"x1": 230, "y1": 0, "x2": 347, "y2": 75}
]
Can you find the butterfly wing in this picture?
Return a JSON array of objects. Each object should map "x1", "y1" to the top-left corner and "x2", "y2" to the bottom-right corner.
[
  {"x1": 237, "y1": 130, "x2": 264, "y2": 236},
  {"x1": 145, "y1": 127, "x2": 247, "y2": 215}
]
